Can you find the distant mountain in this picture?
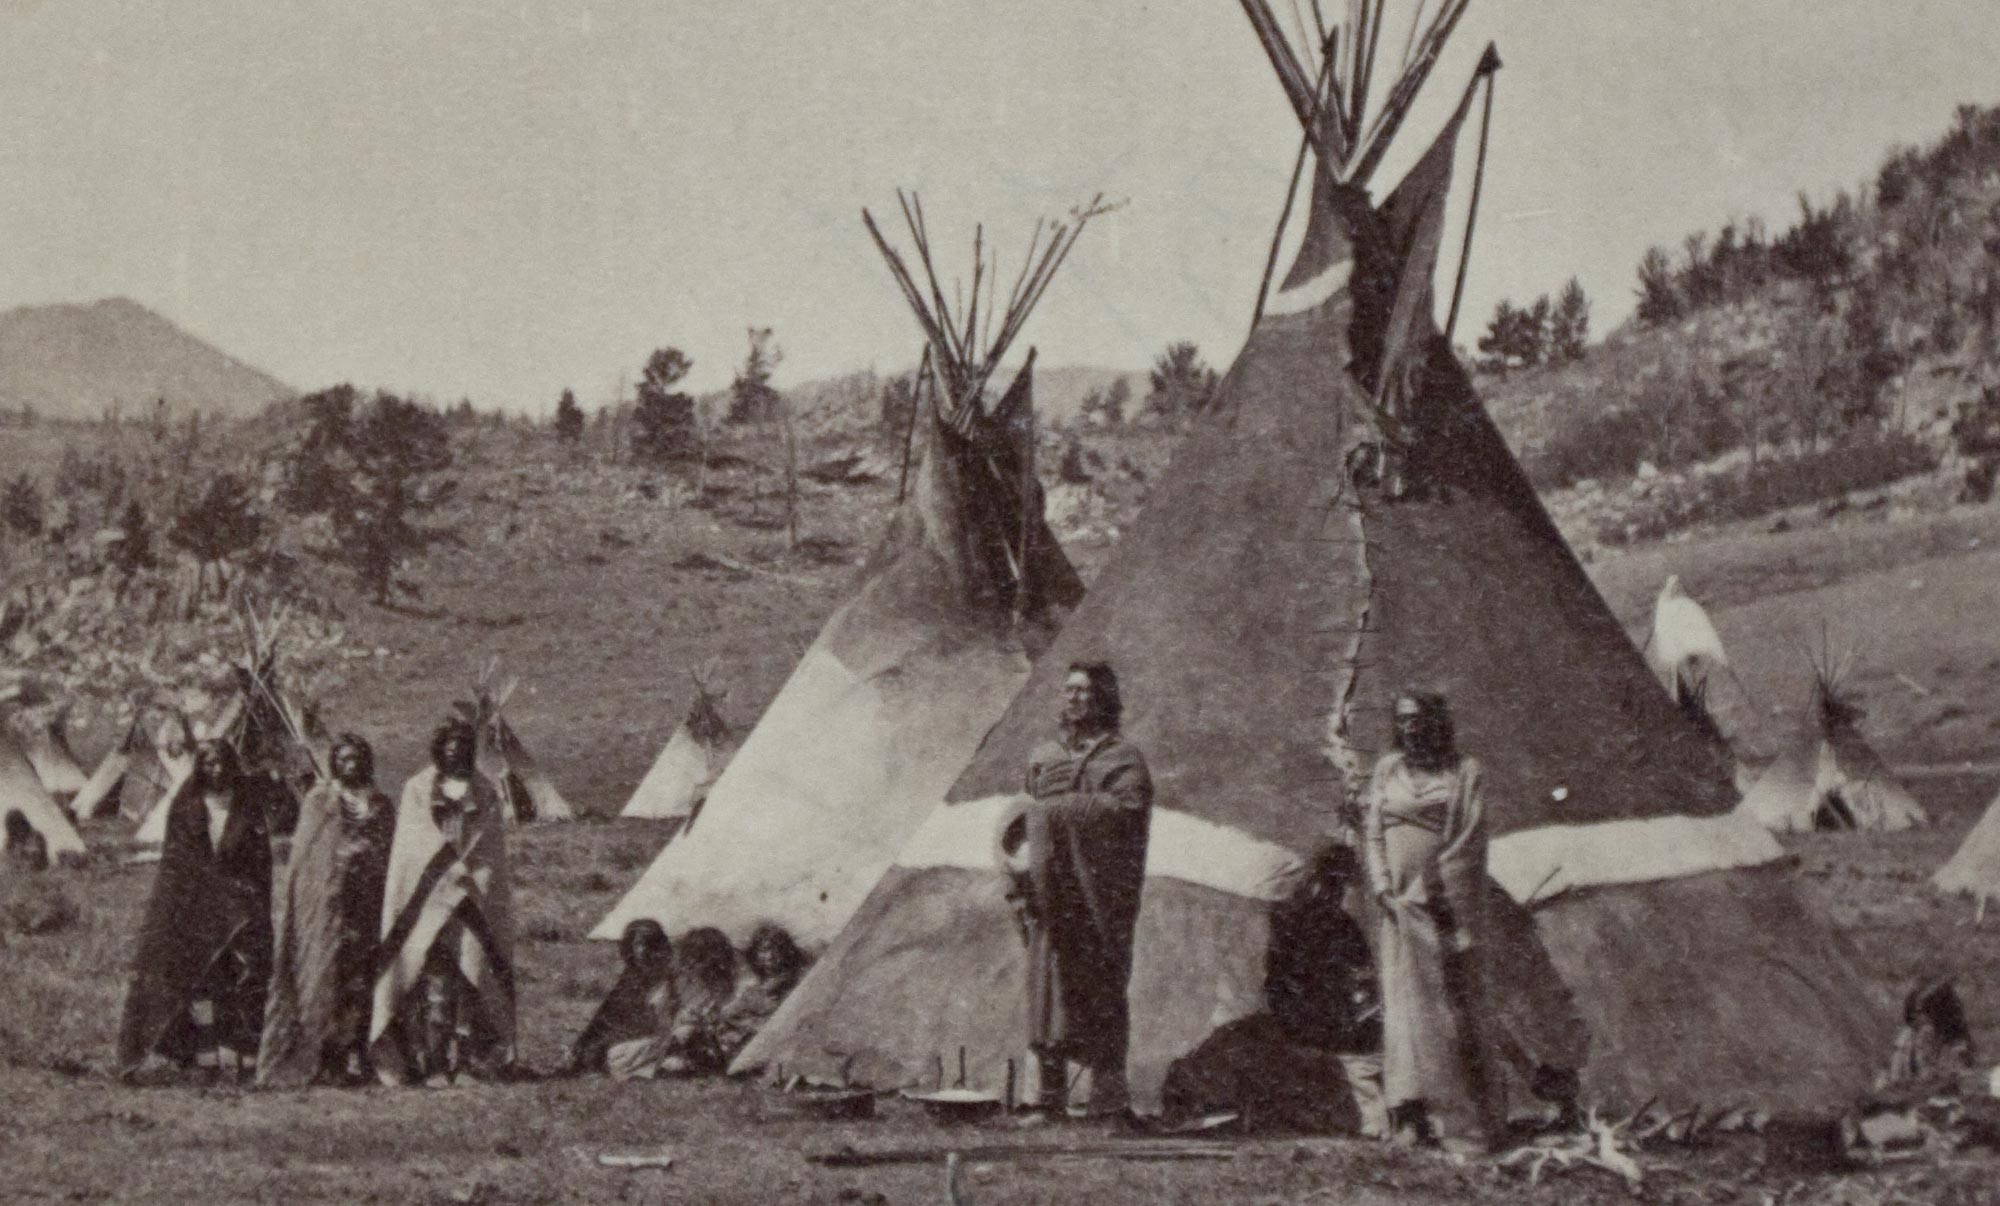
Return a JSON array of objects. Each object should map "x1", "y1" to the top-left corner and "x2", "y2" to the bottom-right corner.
[{"x1": 0, "y1": 297, "x2": 293, "y2": 421}]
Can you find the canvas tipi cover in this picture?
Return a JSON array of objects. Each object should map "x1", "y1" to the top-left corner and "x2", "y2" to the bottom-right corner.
[
  {"x1": 595, "y1": 209, "x2": 1093, "y2": 947},
  {"x1": 1, "y1": 723, "x2": 87, "y2": 864},
  {"x1": 620, "y1": 681, "x2": 736, "y2": 822},
  {"x1": 72, "y1": 716, "x2": 146, "y2": 821},
  {"x1": 1933, "y1": 784, "x2": 2000, "y2": 911},
  {"x1": 486, "y1": 710, "x2": 577, "y2": 823},
  {"x1": 1736, "y1": 657, "x2": 1927, "y2": 833},
  {"x1": 15, "y1": 707, "x2": 88, "y2": 801},
  {"x1": 740, "y1": 5, "x2": 1889, "y2": 1118}
]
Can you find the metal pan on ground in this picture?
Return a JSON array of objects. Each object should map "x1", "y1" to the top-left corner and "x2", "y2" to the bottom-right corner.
[
  {"x1": 902, "y1": 1088, "x2": 1005, "y2": 1125},
  {"x1": 768, "y1": 1086, "x2": 879, "y2": 1122}
]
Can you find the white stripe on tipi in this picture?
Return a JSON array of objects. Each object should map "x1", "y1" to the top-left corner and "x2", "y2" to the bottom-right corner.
[
  {"x1": 1488, "y1": 813, "x2": 1783, "y2": 906},
  {"x1": 898, "y1": 794, "x2": 1786, "y2": 909},
  {"x1": 1262, "y1": 258, "x2": 1352, "y2": 319},
  {"x1": 895, "y1": 795, "x2": 1309, "y2": 903}
]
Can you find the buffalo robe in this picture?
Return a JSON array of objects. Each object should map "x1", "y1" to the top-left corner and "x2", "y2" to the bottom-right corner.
[
  {"x1": 117, "y1": 780, "x2": 273, "y2": 1076},
  {"x1": 369, "y1": 768, "x2": 516, "y2": 1083},
  {"x1": 257, "y1": 781, "x2": 394, "y2": 1086},
  {"x1": 1017, "y1": 733, "x2": 1153, "y2": 1075}
]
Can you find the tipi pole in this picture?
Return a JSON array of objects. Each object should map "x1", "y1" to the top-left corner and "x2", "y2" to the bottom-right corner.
[
  {"x1": 1253, "y1": 30, "x2": 1341, "y2": 328},
  {"x1": 1253, "y1": 127, "x2": 1314, "y2": 329},
  {"x1": 1443, "y1": 45, "x2": 1502, "y2": 345},
  {"x1": 896, "y1": 345, "x2": 931, "y2": 505}
]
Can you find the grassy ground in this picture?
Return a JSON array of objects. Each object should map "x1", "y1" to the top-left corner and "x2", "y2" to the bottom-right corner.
[
  {"x1": 9, "y1": 422, "x2": 2000, "y2": 1201},
  {"x1": 7, "y1": 786, "x2": 2000, "y2": 1205}
]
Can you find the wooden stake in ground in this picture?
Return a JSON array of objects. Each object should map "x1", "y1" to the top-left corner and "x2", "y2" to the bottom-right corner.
[{"x1": 781, "y1": 391, "x2": 799, "y2": 551}]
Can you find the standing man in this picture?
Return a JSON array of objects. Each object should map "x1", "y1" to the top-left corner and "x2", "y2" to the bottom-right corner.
[
  {"x1": 370, "y1": 717, "x2": 516, "y2": 1085},
  {"x1": 259, "y1": 734, "x2": 396, "y2": 1086},
  {"x1": 1004, "y1": 661, "x2": 1153, "y2": 1122},
  {"x1": 118, "y1": 740, "x2": 274, "y2": 1081},
  {"x1": 1362, "y1": 691, "x2": 1499, "y2": 1155}
]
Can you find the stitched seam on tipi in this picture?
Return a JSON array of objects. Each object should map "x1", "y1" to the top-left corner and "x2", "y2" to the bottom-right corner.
[{"x1": 1320, "y1": 466, "x2": 1376, "y2": 831}]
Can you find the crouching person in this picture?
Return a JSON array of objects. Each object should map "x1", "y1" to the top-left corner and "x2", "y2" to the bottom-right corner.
[
  {"x1": 118, "y1": 740, "x2": 274, "y2": 1082},
  {"x1": 567, "y1": 920, "x2": 677, "y2": 1077},
  {"x1": 370, "y1": 718, "x2": 517, "y2": 1086},
  {"x1": 716, "y1": 923, "x2": 810, "y2": 1066}
]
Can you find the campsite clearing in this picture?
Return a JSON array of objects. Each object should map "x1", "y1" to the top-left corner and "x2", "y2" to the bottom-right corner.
[{"x1": 2, "y1": 770, "x2": 1997, "y2": 1204}]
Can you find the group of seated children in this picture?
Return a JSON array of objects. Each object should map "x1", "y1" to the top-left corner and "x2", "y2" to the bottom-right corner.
[{"x1": 568, "y1": 919, "x2": 808, "y2": 1080}]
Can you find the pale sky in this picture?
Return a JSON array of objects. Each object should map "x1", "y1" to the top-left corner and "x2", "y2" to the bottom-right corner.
[{"x1": 3, "y1": 1, "x2": 1998, "y2": 412}]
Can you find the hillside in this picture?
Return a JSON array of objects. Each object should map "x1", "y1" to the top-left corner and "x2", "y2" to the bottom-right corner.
[
  {"x1": 0, "y1": 297, "x2": 294, "y2": 421},
  {"x1": 1471, "y1": 102, "x2": 2000, "y2": 552}
]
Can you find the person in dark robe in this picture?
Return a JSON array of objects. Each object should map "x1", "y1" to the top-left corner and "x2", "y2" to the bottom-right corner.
[
  {"x1": 1878, "y1": 978, "x2": 1976, "y2": 1098},
  {"x1": 1363, "y1": 692, "x2": 1500, "y2": 1155},
  {"x1": 4, "y1": 809, "x2": 48, "y2": 873},
  {"x1": 566, "y1": 920, "x2": 676, "y2": 1075},
  {"x1": 1001, "y1": 660, "x2": 1153, "y2": 1122},
  {"x1": 258, "y1": 734, "x2": 395, "y2": 1086},
  {"x1": 370, "y1": 717, "x2": 516, "y2": 1086},
  {"x1": 117, "y1": 739, "x2": 274, "y2": 1081},
  {"x1": 1160, "y1": 841, "x2": 1382, "y2": 1134},
  {"x1": 717, "y1": 922, "x2": 810, "y2": 1065}
]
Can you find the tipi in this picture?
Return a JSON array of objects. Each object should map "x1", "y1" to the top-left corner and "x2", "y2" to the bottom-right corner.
[
  {"x1": 740, "y1": 1, "x2": 1889, "y2": 1118},
  {"x1": 1933, "y1": 783, "x2": 2000, "y2": 919},
  {"x1": 135, "y1": 606, "x2": 328, "y2": 843},
  {"x1": 1736, "y1": 636, "x2": 1927, "y2": 833},
  {"x1": 593, "y1": 198, "x2": 1096, "y2": 946},
  {"x1": 14, "y1": 705, "x2": 89, "y2": 802},
  {"x1": 465, "y1": 665, "x2": 576, "y2": 823},
  {"x1": 0, "y1": 722, "x2": 87, "y2": 864},
  {"x1": 619, "y1": 670, "x2": 736, "y2": 823}
]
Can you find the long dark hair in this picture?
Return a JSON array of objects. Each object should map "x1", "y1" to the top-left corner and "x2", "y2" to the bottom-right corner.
[
  {"x1": 746, "y1": 922, "x2": 807, "y2": 987},
  {"x1": 430, "y1": 717, "x2": 476, "y2": 772},
  {"x1": 674, "y1": 926, "x2": 738, "y2": 1001},
  {"x1": 1068, "y1": 660, "x2": 1123, "y2": 730}
]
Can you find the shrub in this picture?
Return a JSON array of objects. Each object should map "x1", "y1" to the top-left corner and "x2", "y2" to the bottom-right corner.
[{"x1": 1608, "y1": 434, "x2": 1938, "y2": 544}]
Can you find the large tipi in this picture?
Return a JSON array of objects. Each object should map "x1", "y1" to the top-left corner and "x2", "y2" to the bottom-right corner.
[
  {"x1": 1736, "y1": 636, "x2": 1927, "y2": 833},
  {"x1": 619, "y1": 671, "x2": 736, "y2": 823},
  {"x1": 740, "y1": 1, "x2": 1889, "y2": 1117},
  {"x1": 593, "y1": 201, "x2": 1095, "y2": 946},
  {"x1": 0, "y1": 722, "x2": 87, "y2": 864}
]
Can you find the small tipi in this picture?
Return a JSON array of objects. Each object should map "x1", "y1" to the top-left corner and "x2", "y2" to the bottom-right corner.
[
  {"x1": 620, "y1": 671, "x2": 736, "y2": 823},
  {"x1": 1, "y1": 722, "x2": 87, "y2": 864},
  {"x1": 465, "y1": 666, "x2": 576, "y2": 823},
  {"x1": 741, "y1": 0, "x2": 1889, "y2": 1118},
  {"x1": 14, "y1": 705, "x2": 89, "y2": 802},
  {"x1": 593, "y1": 198, "x2": 1096, "y2": 946},
  {"x1": 1645, "y1": 575, "x2": 1734, "y2": 745},
  {"x1": 1933, "y1": 784, "x2": 2000, "y2": 919},
  {"x1": 1736, "y1": 635, "x2": 1927, "y2": 833},
  {"x1": 126, "y1": 712, "x2": 196, "y2": 838},
  {"x1": 135, "y1": 606, "x2": 328, "y2": 843}
]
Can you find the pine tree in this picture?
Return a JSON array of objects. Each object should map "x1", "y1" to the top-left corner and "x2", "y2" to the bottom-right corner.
[
  {"x1": 1550, "y1": 278, "x2": 1591, "y2": 362},
  {"x1": 632, "y1": 348, "x2": 697, "y2": 463},
  {"x1": 111, "y1": 497, "x2": 153, "y2": 574},
  {"x1": 1144, "y1": 342, "x2": 1218, "y2": 422},
  {"x1": 554, "y1": 388, "x2": 585, "y2": 443},
  {"x1": 1635, "y1": 245, "x2": 1685, "y2": 325},
  {"x1": 727, "y1": 327, "x2": 784, "y2": 424},
  {"x1": 1, "y1": 475, "x2": 43, "y2": 538}
]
